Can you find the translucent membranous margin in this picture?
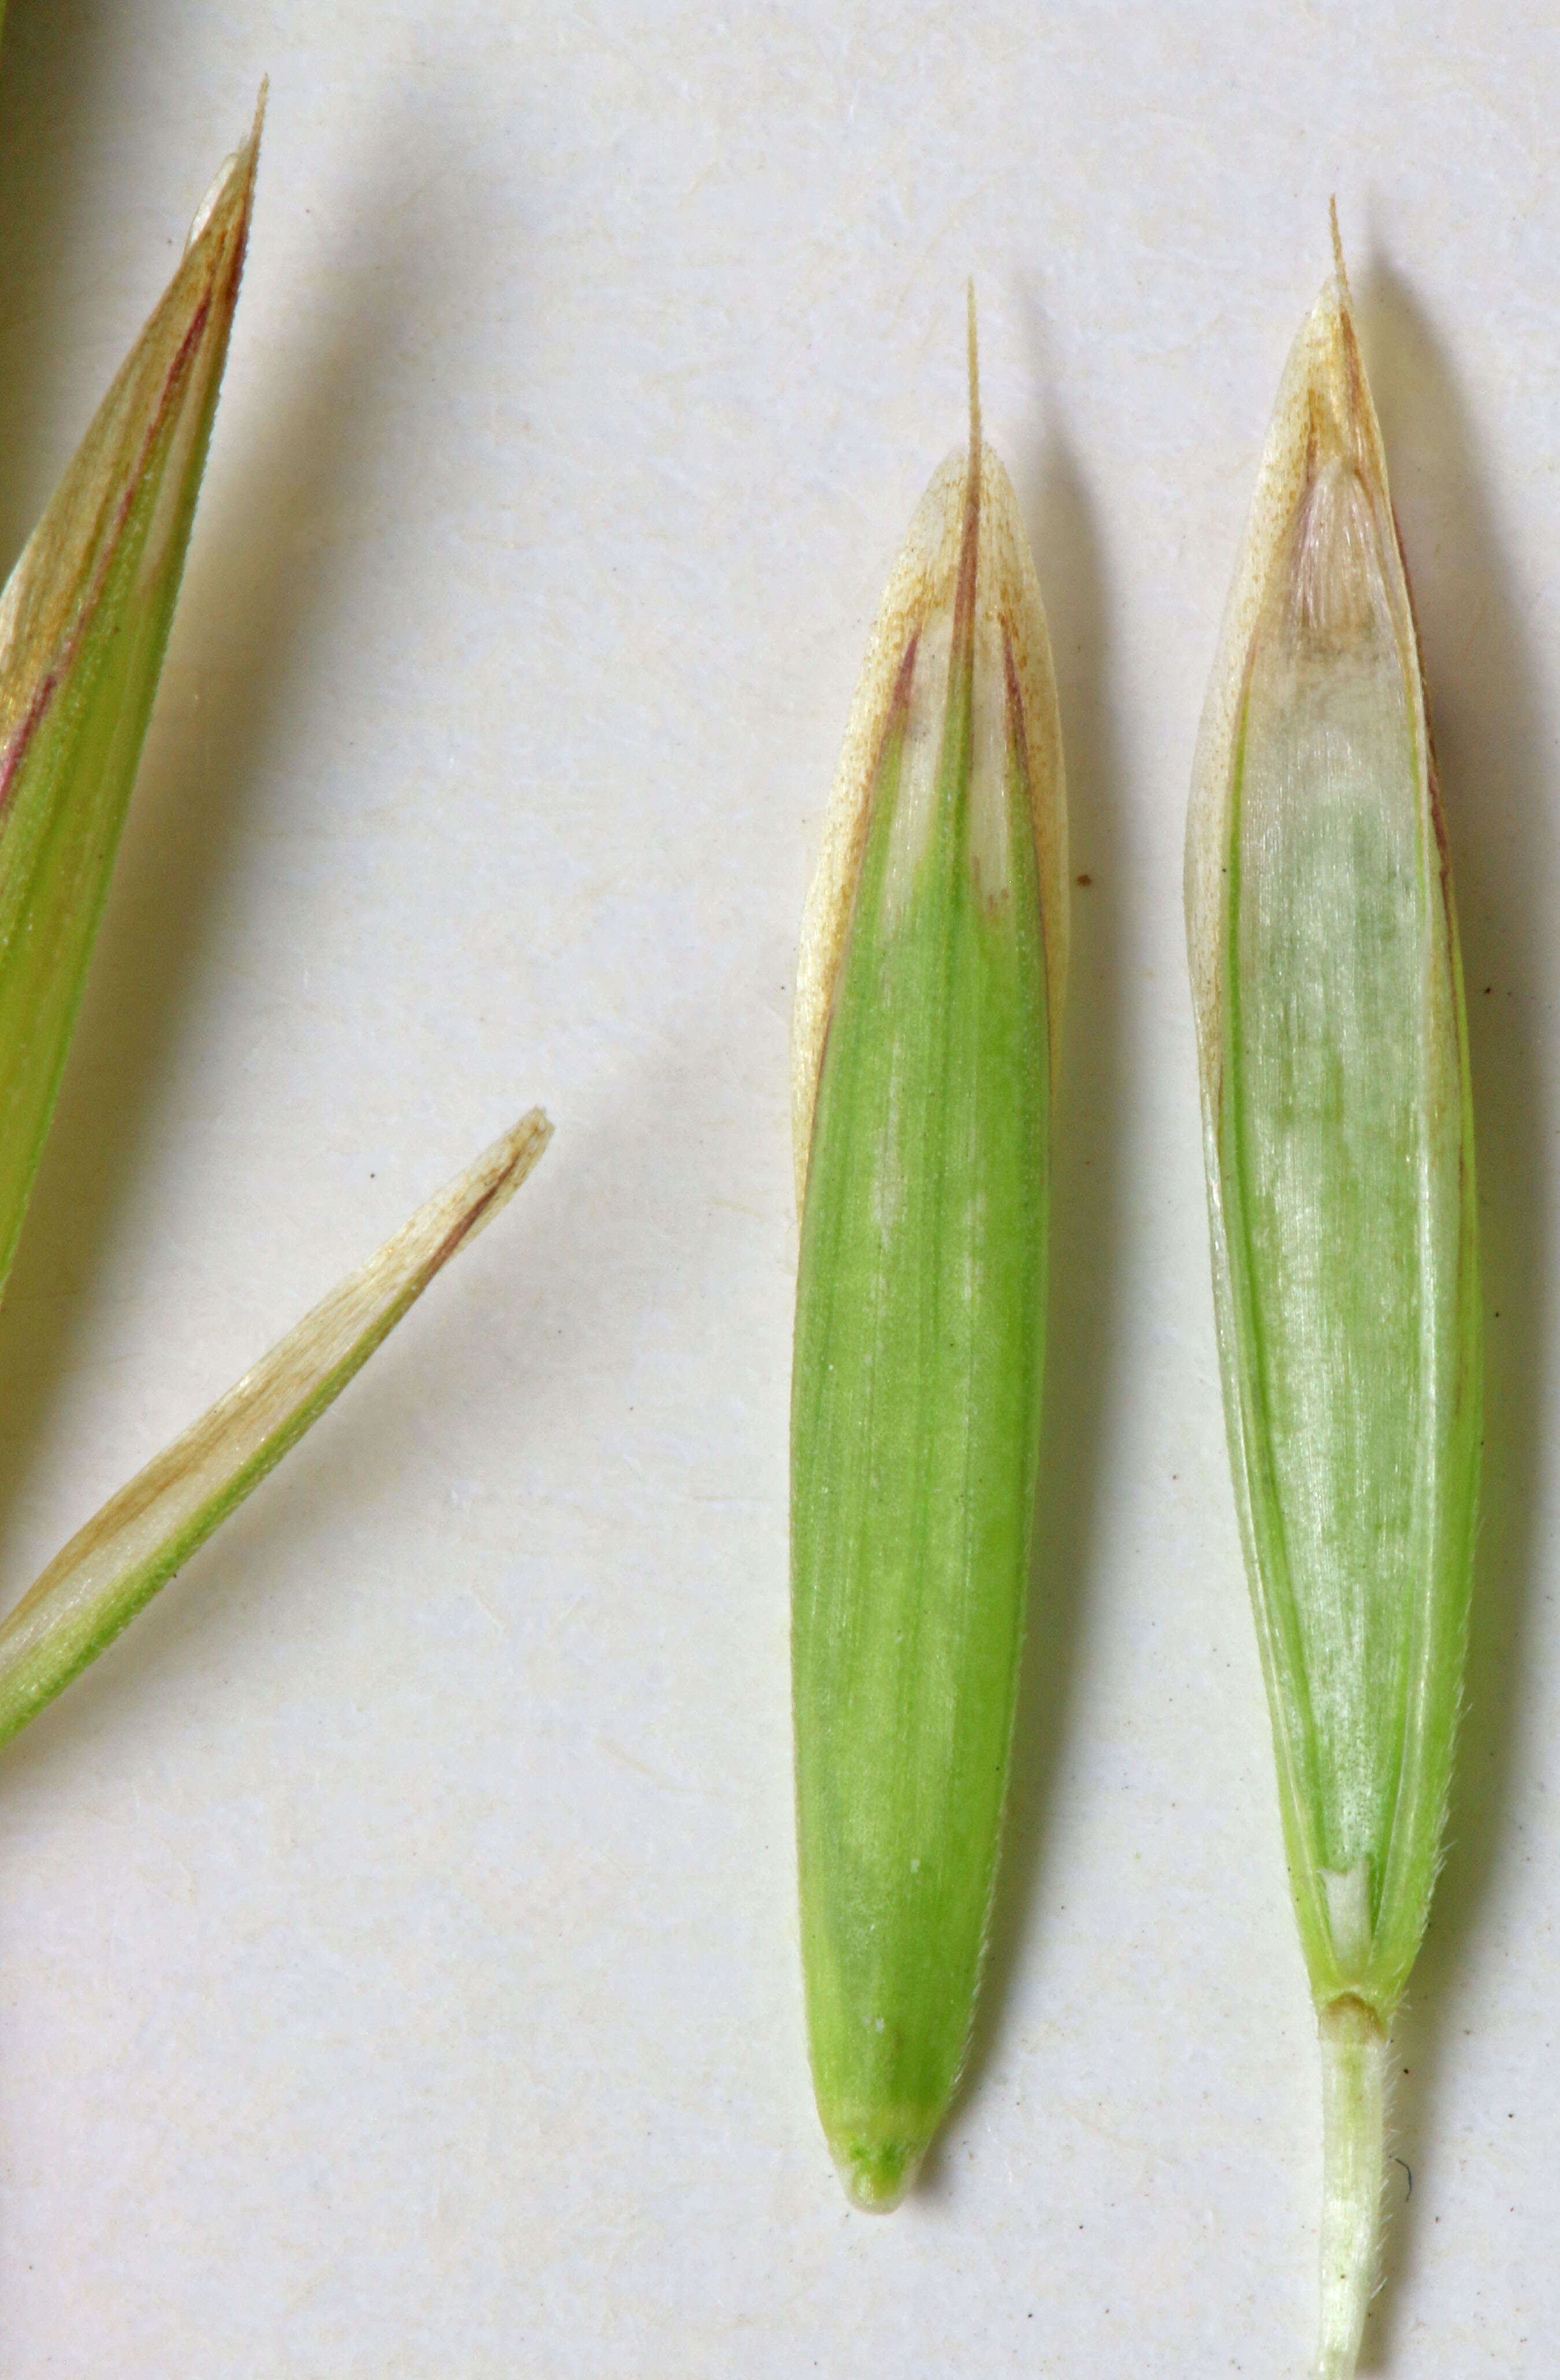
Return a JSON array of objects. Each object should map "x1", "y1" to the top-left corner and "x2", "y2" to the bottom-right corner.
[{"x1": 790, "y1": 381, "x2": 1065, "y2": 1207}]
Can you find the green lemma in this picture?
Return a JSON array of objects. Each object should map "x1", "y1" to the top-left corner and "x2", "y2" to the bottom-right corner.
[{"x1": 790, "y1": 306, "x2": 1067, "y2": 2210}]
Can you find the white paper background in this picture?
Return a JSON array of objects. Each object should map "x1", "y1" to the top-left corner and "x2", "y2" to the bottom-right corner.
[{"x1": 0, "y1": 3, "x2": 1551, "y2": 2372}]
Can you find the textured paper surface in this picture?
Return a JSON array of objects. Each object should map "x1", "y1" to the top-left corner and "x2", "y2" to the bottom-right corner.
[{"x1": 0, "y1": 3, "x2": 1552, "y2": 2372}]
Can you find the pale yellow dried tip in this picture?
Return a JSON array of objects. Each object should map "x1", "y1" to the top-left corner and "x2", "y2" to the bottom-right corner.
[{"x1": 0, "y1": 1111, "x2": 551, "y2": 1743}]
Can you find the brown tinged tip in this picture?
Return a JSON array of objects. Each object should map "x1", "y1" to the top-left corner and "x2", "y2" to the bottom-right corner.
[{"x1": 441, "y1": 1109, "x2": 554, "y2": 1263}]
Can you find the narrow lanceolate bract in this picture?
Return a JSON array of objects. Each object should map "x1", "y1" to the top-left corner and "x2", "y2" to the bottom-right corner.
[
  {"x1": 0, "y1": 106, "x2": 553, "y2": 1741},
  {"x1": 1185, "y1": 225, "x2": 1479, "y2": 2380},
  {"x1": 791, "y1": 305, "x2": 1067, "y2": 2212},
  {"x1": 0, "y1": 1113, "x2": 551, "y2": 1742},
  {"x1": 0, "y1": 101, "x2": 264, "y2": 1303}
]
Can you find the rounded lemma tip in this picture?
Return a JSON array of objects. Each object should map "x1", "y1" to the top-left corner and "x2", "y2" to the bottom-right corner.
[{"x1": 830, "y1": 2125, "x2": 928, "y2": 2214}]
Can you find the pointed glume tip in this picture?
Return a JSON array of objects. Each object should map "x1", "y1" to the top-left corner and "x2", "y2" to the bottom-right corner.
[
  {"x1": 965, "y1": 280, "x2": 981, "y2": 456},
  {"x1": 185, "y1": 87, "x2": 268, "y2": 252}
]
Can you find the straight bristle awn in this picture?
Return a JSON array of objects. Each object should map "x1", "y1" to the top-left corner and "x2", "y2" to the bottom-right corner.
[
  {"x1": 790, "y1": 295, "x2": 1067, "y2": 2210},
  {"x1": 1184, "y1": 215, "x2": 1480, "y2": 2379}
]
